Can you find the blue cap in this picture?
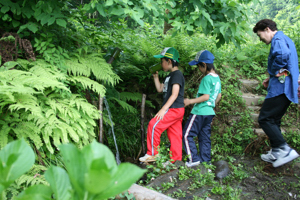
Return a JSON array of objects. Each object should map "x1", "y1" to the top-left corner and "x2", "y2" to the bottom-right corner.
[{"x1": 189, "y1": 50, "x2": 215, "y2": 65}]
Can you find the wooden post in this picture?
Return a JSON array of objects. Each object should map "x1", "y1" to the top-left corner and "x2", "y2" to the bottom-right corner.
[
  {"x1": 99, "y1": 95, "x2": 104, "y2": 143},
  {"x1": 141, "y1": 94, "x2": 146, "y2": 154}
]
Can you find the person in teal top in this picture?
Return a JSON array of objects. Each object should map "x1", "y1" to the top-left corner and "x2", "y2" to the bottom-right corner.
[{"x1": 183, "y1": 50, "x2": 222, "y2": 167}]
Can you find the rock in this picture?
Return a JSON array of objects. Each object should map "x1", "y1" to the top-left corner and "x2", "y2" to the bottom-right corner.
[
  {"x1": 173, "y1": 160, "x2": 185, "y2": 168},
  {"x1": 128, "y1": 184, "x2": 176, "y2": 200},
  {"x1": 214, "y1": 160, "x2": 230, "y2": 180},
  {"x1": 247, "y1": 105, "x2": 261, "y2": 112},
  {"x1": 242, "y1": 93, "x2": 265, "y2": 106},
  {"x1": 253, "y1": 128, "x2": 266, "y2": 137},
  {"x1": 239, "y1": 79, "x2": 260, "y2": 93},
  {"x1": 251, "y1": 113, "x2": 259, "y2": 122},
  {"x1": 146, "y1": 169, "x2": 179, "y2": 188}
]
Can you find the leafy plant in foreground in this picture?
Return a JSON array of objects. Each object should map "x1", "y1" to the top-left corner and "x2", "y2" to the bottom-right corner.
[{"x1": 0, "y1": 139, "x2": 146, "y2": 200}]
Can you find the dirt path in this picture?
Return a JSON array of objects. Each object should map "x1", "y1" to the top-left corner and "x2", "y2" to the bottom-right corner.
[{"x1": 138, "y1": 155, "x2": 300, "y2": 200}]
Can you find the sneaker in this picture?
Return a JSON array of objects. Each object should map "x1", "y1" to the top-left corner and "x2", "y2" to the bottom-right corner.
[
  {"x1": 185, "y1": 161, "x2": 200, "y2": 168},
  {"x1": 261, "y1": 148, "x2": 299, "y2": 167},
  {"x1": 139, "y1": 154, "x2": 159, "y2": 162},
  {"x1": 261, "y1": 149, "x2": 278, "y2": 163},
  {"x1": 273, "y1": 148, "x2": 299, "y2": 168}
]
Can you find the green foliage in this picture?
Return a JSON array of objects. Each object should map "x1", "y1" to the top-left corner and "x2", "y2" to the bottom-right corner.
[
  {"x1": 82, "y1": 0, "x2": 253, "y2": 46},
  {"x1": 0, "y1": 59, "x2": 104, "y2": 153},
  {"x1": 249, "y1": 0, "x2": 300, "y2": 24},
  {"x1": 0, "y1": 139, "x2": 35, "y2": 195},
  {"x1": 144, "y1": 145, "x2": 176, "y2": 183},
  {"x1": 1, "y1": 139, "x2": 146, "y2": 200},
  {"x1": 0, "y1": 0, "x2": 68, "y2": 35},
  {"x1": 66, "y1": 54, "x2": 121, "y2": 86},
  {"x1": 211, "y1": 184, "x2": 242, "y2": 200}
]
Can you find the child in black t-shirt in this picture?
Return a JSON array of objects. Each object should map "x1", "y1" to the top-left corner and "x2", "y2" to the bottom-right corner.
[{"x1": 139, "y1": 47, "x2": 185, "y2": 164}]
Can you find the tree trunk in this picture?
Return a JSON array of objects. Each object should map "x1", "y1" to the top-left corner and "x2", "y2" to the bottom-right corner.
[
  {"x1": 163, "y1": 9, "x2": 173, "y2": 34},
  {"x1": 140, "y1": 94, "x2": 146, "y2": 154}
]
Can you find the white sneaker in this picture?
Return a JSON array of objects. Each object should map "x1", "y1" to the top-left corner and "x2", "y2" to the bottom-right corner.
[
  {"x1": 139, "y1": 154, "x2": 159, "y2": 162},
  {"x1": 185, "y1": 161, "x2": 200, "y2": 168},
  {"x1": 261, "y1": 149, "x2": 278, "y2": 163},
  {"x1": 261, "y1": 148, "x2": 299, "y2": 167},
  {"x1": 273, "y1": 148, "x2": 299, "y2": 168}
]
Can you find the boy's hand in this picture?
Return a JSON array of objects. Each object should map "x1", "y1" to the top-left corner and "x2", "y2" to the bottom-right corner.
[
  {"x1": 262, "y1": 77, "x2": 269, "y2": 88},
  {"x1": 152, "y1": 71, "x2": 159, "y2": 79},
  {"x1": 155, "y1": 108, "x2": 166, "y2": 121},
  {"x1": 184, "y1": 98, "x2": 191, "y2": 107}
]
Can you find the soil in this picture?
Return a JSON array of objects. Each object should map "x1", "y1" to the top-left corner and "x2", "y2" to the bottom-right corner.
[{"x1": 137, "y1": 155, "x2": 300, "y2": 200}]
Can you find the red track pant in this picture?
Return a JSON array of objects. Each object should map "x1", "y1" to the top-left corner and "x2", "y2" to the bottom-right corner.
[{"x1": 146, "y1": 107, "x2": 185, "y2": 162}]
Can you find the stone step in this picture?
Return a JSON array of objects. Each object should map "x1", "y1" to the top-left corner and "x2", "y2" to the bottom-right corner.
[
  {"x1": 251, "y1": 113, "x2": 259, "y2": 122},
  {"x1": 242, "y1": 93, "x2": 265, "y2": 106},
  {"x1": 248, "y1": 105, "x2": 261, "y2": 112},
  {"x1": 253, "y1": 128, "x2": 266, "y2": 137},
  {"x1": 253, "y1": 128, "x2": 287, "y2": 137},
  {"x1": 128, "y1": 184, "x2": 176, "y2": 200},
  {"x1": 239, "y1": 79, "x2": 260, "y2": 93}
]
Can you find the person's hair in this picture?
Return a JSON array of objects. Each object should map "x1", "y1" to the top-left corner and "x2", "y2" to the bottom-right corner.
[
  {"x1": 253, "y1": 19, "x2": 277, "y2": 33},
  {"x1": 198, "y1": 62, "x2": 215, "y2": 72},
  {"x1": 162, "y1": 57, "x2": 179, "y2": 67}
]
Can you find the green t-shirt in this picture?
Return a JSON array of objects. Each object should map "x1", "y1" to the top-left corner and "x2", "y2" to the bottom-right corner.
[{"x1": 191, "y1": 73, "x2": 221, "y2": 115}]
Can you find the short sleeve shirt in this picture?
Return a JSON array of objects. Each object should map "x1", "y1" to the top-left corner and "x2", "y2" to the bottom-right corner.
[
  {"x1": 191, "y1": 73, "x2": 221, "y2": 115},
  {"x1": 162, "y1": 70, "x2": 185, "y2": 108}
]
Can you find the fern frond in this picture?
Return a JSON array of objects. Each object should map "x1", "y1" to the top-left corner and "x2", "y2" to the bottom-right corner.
[
  {"x1": 42, "y1": 127, "x2": 54, "y2": 154},
  {"x1": 0, "y1": 67, "x2": 69, "y2": 93},
  {"x1": 0, "y1": 124, "x2": 10, "y2": 149},
  {"x1": 109, "y1": 97, "x2": 137, "y2": 113},
  {"x1": 65, "y1": 54, "x2": 121, "y2": 86},
  {"x1": 139, "y1": 38, "x2": 162, "y2": 58},
  {"x1": 29, "y1": 62, "x2": 67, "y2": 81},
  {"x1": 115, "y1": 64, "x2": 143, "y2": 77},
  {"x1": 68, "y1": 76, "x2": 106, "y2": 96},
  {"x1": 120, "y1": 92, "x2": 143, "y2": 102},
  {"x1": 16, "y1": 164, "x2": 48, "y2": 187},
  {"x1": 8, "y1": 94, "x2": 42, "y2": 116},
  {"x1": 81, "y1": 54, "x2": 121, "y2": 85},
  {"x1": 65, "y1": 57, "x2": 91, "y2": 77},
  {"x1": 54, "y1": 127, "x2": 69, "y2": 143}
]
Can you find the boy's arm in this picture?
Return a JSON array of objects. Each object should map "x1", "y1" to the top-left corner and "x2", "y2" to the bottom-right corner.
[
  {"x1": 215, "y1": 93, "x2": 222, "y2": 105},
  {"x1": 184, "y1": 94, "x2": 209, "y2": 107},
  {"x1": 153, "y1": 71, "x2": 164, "y2": 93},
  {"x1": 154, "y1": 84, "x2": 180, "y2": 120}
]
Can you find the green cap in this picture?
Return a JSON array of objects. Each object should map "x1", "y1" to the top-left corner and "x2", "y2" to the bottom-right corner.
[{"x1": 154, "y1": 47, "x2": 180, "y2": 63}]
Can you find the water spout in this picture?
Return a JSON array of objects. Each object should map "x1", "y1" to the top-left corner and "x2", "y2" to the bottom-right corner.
[{"x1": 103, "y1": 97, "x2": 121, "y2": 165}]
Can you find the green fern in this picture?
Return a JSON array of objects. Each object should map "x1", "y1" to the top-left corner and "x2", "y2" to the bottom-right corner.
[
  {"x1": 119, "y1": 92, "x2": 143, "y2": 102},
  {"x1": 109, "y1": 97, "x2": 137, "y2": 114},
  {"x1": 5, "y1": 164, "x2": 48, "y2": 199},
  {"x1": 0, "y1": 59, "x2": 105, "y2": 153},
  {"x1": 68, "y1": 76, "x2": 106, "y2": 96},
  {"x1": 65, "y1": 54, "x2": 121, "y2": 85}
]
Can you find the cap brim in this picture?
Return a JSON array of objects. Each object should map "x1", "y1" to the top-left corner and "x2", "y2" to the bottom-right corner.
[
  {"x1": 154, "y1": 55, "x2": 164, "y2": 58},
  {"x1": 188, "y1": 60, "x2": 199, "y2": 66}
]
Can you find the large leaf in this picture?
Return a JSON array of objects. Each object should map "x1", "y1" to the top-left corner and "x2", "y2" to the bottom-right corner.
[
  {"x1": 56, "y1": 19, "x2": 67, "y2": 28},
  {"x1": 96, "y1": 163, "x2": 146, "y2": 199},
  {"x1": 82, "y1": 140, "x2": 117, "y2": 174},
  {"x1": 59, "y1": 144, "x2": 87, "y2": 199},
  {"x1": 59, "y1": 141, "x2": 145, "y2": 199},
  {"x1": 84, "y1": 158, "x2": 112, "y2": 194},
  {"x1": 3, "y1": 61, "x2": 19, "y2": 69},
  {"x1": 237, "y1": 52, "x2": 248, "y2": 61},
  {"x1": 15, "y1": 185, "x2": 52, "y2": 200},
  {"x1": 44, "y1": 166, "x2": 72, "y2": 200},
  {"x1": 0, "y1": 139, "x2": 35, "y2": 189}
]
